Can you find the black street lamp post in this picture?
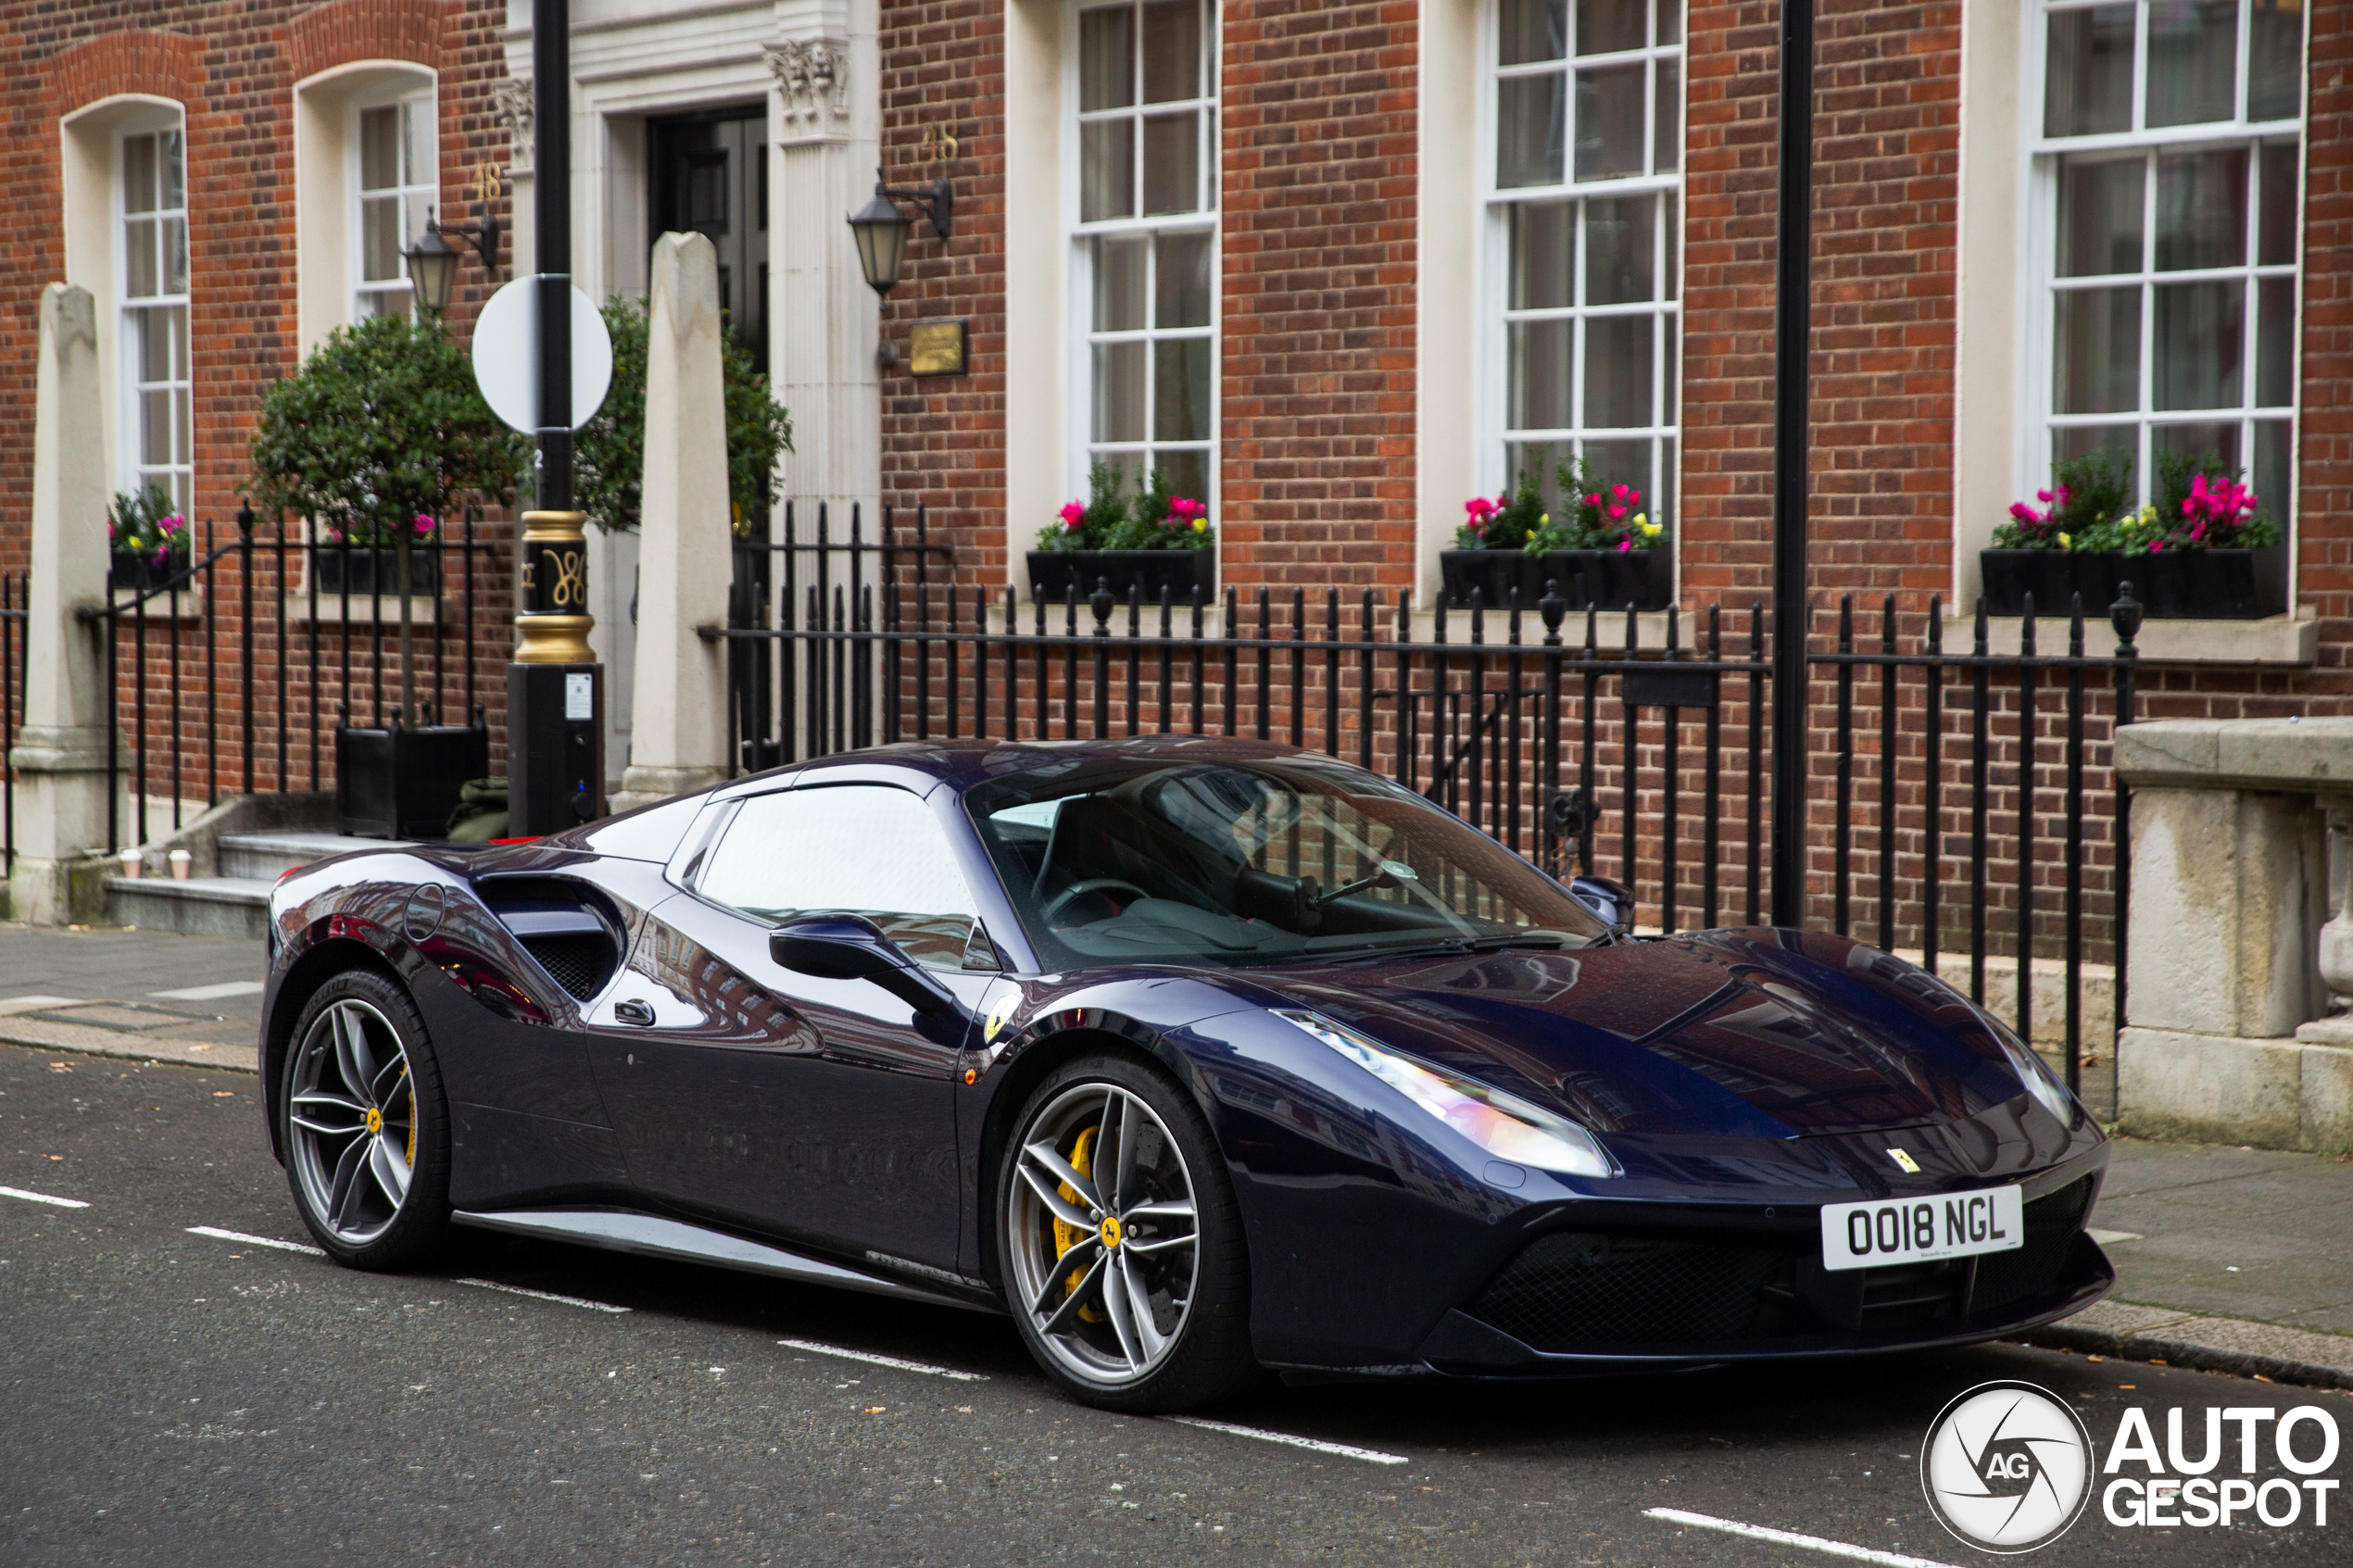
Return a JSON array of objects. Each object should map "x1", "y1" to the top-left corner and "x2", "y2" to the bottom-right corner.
[{"x1": 1768, "y1": 0, "x2": 1816, "y2": 929}]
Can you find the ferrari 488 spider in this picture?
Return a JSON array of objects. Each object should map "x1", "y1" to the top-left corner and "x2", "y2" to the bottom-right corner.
[{"x1": 259, "y1": 737, "x2": 2109, "y2": 1411}]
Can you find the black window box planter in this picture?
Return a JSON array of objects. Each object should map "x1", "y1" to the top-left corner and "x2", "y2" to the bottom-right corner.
[
  {"x1": 337, "y1": 720, "x2": 490, "y2": 840},
  {"x1": 1026, "y1": 548, "x2": 1215, "y2": 609},
  {"x1": 1438, "y1": 548, "x2": 1530, "y2": 610},
  {"x1": 1529, "y1": 548, "x2": 1673, "y2": 612},
  {"x1": 309, "y1": 545, "x2": 439, "y2": 598},
  {"x1": 1979, "y1": 545, "x2": 2285, "y2": 621},
  {"x1": 108, "y1": 550, "x2": 186, "y2": 592},
  {"x1": 1440, "y1": 548, "x2": 1673, "y2": 612}
]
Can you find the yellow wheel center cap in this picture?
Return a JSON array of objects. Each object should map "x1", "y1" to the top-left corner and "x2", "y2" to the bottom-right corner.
[
  {"x1": 1100, "y1": 1215, "x2": 1124, "y2": 1250},
  {"x1": 364, "y1": 1107, "x2": 384, "y2": 1135}
]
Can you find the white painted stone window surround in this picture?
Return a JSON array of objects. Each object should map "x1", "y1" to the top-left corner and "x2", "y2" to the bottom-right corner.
[
  {"x1": 117, "y1": 118, "x2": 192, "y2": 517},
  {"x1": 1065, "y1": 0, "x2": 1219, "y2": 511},
  {"x1": 2024, "y1": 0, "x2": 2305, "y2": 520},
  {"x1": 1480, "y1": 0, "x2": 1682, "y2": 524}
]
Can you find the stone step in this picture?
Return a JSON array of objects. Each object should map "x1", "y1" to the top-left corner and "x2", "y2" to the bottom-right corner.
[
  {"x1": 105, "y1": 876, "x2": 273, "y2": 942},
  {"x1": 109, "y1": 831, "x2": 411, "y2": 938},
  {"x1": 216, "y1": 831, "x2": 411, "y2": 881}
]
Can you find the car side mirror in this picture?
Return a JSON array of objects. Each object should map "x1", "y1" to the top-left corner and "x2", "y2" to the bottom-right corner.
[
  {"x1": 769, "y1": 914, "x2": 962, "y2": 1017},
  {"x1": 1567, "y1": 875, "x2": 1636, "y2": 936}
]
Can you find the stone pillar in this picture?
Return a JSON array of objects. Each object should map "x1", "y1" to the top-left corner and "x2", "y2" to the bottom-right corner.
[
  {"x1": 611, "y1": 232, "x2": 732, "y2": 812},
  {"x1": 2116, "y1": 719, "x2": 2353, "y2": 1151},
  {"x1": 9, "y1": 284, "x2": 121, "y2": 924}
]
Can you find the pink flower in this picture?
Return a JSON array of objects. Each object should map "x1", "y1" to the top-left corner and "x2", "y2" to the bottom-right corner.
[
  {"x1": 1585, "y1": 493, "x2": 1601, "y2": 508},
  {"x1": 1059, "y1": 500, "x2": 1085, "y2": 526},
  {"x1": 1617, "y1": 538, "x2": 1633, "y2": 552},
  {"x1": 1612, "y1": 484, "x2": 1629, "y2": 500},
  {"x1": 1608, "y1": 505, "x2": 1627, "y2": 520},
  {"x1": 414, "y1": 514, "x2": 435, "y2": 535}
]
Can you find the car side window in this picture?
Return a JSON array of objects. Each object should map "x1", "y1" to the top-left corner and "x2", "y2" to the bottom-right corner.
[{"x1": 698, "y1": 784, "x2": 984, "y2": 969}]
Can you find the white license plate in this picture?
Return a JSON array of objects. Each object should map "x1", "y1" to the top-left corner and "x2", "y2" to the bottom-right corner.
[{"x1": 1819, "y1": 1185, "x2": 2025, "y2": 1272}]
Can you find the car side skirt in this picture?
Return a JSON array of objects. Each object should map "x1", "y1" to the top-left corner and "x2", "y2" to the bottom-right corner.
[{"x1": 450, "y1": 1208, "x2": 1002, "y2": 1315}]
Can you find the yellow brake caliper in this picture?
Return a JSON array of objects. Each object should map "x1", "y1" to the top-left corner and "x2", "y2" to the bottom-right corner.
[{"x1": 1051, "y1": 1127, "x2": 1104, "y2": 1322}]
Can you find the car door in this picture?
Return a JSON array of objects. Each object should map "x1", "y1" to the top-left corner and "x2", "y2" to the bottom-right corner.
[{"x1": 586, "y1": 782, "x2": 998, "y2": 1273}]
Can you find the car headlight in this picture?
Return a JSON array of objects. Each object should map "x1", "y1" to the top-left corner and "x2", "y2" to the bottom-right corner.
[
  {"x1": 1989, "y1": 1022, "x2": 2078, "y2": 1125},
  {"x1": 1273, "y1": 1009, "x2": 1616, "y2": 1178}
]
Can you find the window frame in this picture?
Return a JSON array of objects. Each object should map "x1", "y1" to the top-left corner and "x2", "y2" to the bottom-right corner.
[
  {"x1": 1476, "y1": 0, "x2": 1685, "y2": 525},
  {"x1": 1061, "y1": 0, "x2": 1222, "y2": 517},
  {"x1": 114, "y1": 115, "x2": 192, "y2": 517},
  {"x1": 348, "y1": 82, "x2": 439, "y2": 321},
  {"x1": 2020, "y1": 0, "x2": 2307, "y2": 536}
]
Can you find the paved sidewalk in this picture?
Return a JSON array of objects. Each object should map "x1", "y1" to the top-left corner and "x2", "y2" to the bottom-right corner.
[
  {"x1": 4, "y1": 923, "x2": 2349, "y2": 1385},
  {"x1": 0, "y1": 923, "x2": 267, "y2": 1071}
]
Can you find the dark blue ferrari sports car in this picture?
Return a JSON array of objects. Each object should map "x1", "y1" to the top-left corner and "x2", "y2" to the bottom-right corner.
[{"x1": 258, "y1": 736, "x2": 2110, "y2": 1411}]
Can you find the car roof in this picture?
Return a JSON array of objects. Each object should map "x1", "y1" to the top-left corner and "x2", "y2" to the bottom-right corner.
[{"x1": 756, "y1": 735, "x2": 1320, "y2": 795}]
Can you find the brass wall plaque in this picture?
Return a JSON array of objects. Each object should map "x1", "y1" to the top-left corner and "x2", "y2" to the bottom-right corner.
[{"x1": 909, "y1": 319, "x2": 968, "y2": 377}]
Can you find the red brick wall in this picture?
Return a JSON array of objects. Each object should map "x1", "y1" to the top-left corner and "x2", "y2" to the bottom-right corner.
[
  {"x1": 877, "y1": 1, "x2": 1010, "y2": 592},
  {"x1": 0, "y1": 0, "x2": 521, "y2": 801},
  {"x1": 1217, "y1": 0, "x2": 1419, "y2": 593}
]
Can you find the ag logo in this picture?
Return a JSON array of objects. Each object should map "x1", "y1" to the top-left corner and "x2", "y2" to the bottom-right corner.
[{"x1": 1921, "y1": 1381, "x2": 2095, "y2": 1553}]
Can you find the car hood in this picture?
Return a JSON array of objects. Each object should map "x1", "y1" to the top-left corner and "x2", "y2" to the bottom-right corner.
[{"x1": 1221, "y1": 927, "x2": 2035, "y2": 1138}]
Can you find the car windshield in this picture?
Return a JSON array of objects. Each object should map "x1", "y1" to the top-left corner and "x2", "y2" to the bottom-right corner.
[{"x1": 963, "y1": 754, "x2": 1605, "y2": 971}]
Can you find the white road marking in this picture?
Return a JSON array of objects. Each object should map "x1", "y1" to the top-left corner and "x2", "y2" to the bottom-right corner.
[
  {"x1": 0, "y1": 995, "x2": 82, "y2": 1015},
  {"x1": 1643, "y1": 1509, "x2": 1966, "y2": 1568},
  {"x1": 186, "y1": 1225, "x2": 323, "y2": 1255},
  {"x1": 2087, "y1": 1228, "x2": 2143, "y2": 1245},
  {"x1": 775, "y1": 1337, "x2": 988, "y2": 1381},
  {"x1": 455, "y1": 1278, "x2": 631, "y2": 1314},
  {"x1": 0, "y1": 1185, "x2": 90, "y2": 1209},
  {"x1": 149, "y1": 981, "x2": 266, "y2": 1001},
  {"x1": 1165, "y1": 1416, "x2": 1409, "y2": 1466}
]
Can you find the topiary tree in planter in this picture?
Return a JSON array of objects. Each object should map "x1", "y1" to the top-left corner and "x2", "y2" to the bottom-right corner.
[
  {"x1": 246, "y1": 311, "x2": 528, "y2": 834},
  {"x1": 572, "y1": 295, "x2": 794, "y2": 537}
]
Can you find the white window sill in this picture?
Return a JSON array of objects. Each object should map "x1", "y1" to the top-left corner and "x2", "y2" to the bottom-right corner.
[
  {"x1": 983, "y1": 603, "x2": 1694, "y2": 654},
  {"x1": 1941, "y1": 608, "x2": 2316, "y2": 666},
  {"x1": 283, "y1": 594, "x2": 458, "y2": 628}
]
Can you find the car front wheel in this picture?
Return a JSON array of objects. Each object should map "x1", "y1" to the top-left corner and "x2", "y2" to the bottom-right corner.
[{"x1": 998, "y1": 1054, "x2": 1256, "y2": 1411}]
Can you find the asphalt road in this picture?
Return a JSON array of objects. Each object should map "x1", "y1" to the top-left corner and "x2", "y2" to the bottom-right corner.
[{"x1": 2, "y1": 1042, "x2": 2346, "y2": 1567}]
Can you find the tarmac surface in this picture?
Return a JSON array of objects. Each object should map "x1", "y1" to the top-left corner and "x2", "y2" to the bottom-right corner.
[{"x1": 3, "y1": 924, "x2": 2350, "y2": 1563}]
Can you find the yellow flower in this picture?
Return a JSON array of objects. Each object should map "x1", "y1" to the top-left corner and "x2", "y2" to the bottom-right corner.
[
  {"x1": 1191, "y1": 518, "x2": 1206, "y2": 532},
  {"x1": 1538, "y1": 513, "x2": 1549, "y2": 527},
  {"x1": 1636, "y1": 513, "x2": 1659, "y2": 535},
  {"x1": 2058, "y1": 532, "x2": 2072, "y2": 548}
]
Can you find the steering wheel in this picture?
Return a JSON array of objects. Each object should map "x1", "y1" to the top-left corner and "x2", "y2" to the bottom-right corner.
[{"x1": 1042, "y1": 878, "x2": 1151, "y2": 925}]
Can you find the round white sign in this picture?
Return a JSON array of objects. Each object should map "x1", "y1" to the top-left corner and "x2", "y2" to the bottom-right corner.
[{"x1": 470, "y1": 276, "x2": 614, "y2": 434}]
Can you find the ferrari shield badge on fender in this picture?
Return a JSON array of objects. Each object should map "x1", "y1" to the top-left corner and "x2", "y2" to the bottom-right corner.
[{"x1": 983, "y1": 992, "x2": 1019, "y2": 1044}]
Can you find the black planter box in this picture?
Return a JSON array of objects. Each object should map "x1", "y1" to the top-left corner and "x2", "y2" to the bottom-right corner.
[
  {"x1": 310, "y1": 546, "x2": 438, "y2": 598},
  {"x1": 1026, "y1": 549, "x2": 1215, "y2": 609},
  {"x1": 1529, "y1": 548, "x2": 1673, "y2": 612},
  {"x1": 1438, "y1": 549, "x2": 1530, "y2": 610},
  {"x1": 1979, "y1": 546, "x2": 2285, "y2": 621},
  {"x1": 337, "y1": 721, "x2": 489, "y2": 840}
]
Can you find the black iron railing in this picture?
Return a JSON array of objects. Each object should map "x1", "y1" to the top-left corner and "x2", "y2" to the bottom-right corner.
[
  {"x1": 711, "y1": 532, "x2": 2145, "y2": 1101},
  {"x1": 81, "y1": 507, "x2": 509, "y2": 851},
  {"x1": 1, "y1": 571, "x2": 24, "y2": 878}
]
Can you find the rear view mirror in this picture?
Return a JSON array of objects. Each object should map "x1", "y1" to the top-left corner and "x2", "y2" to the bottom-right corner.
[
  {"x1": 1567, "y1": 875, "x2": 1636, "y2": 936},
  {"x1": 769, "y1": 914, "x2": 962, "y2": 1017}
]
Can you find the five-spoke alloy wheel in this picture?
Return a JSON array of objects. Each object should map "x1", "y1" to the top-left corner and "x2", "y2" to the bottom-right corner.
[
  {"x1": 281, "y1": 969, "x2": 449, "y2": 1268},
  {"x1": 1000, "y1": 1055, "x2": 1256, "y2": 1411}
]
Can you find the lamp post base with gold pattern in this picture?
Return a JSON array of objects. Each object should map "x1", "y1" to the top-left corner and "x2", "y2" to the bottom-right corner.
[{"x1": 506, "y1": 510, "x2": 606, "y2": 834}]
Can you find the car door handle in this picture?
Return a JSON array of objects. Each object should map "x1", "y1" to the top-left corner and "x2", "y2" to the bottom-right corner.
[{"x1": 613, "y1": 998, "x2": 656, "y2": 1026}]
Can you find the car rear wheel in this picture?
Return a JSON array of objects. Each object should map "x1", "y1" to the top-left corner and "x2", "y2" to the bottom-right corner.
[
  {"x1": 998, "y1": 1054, "x2": 1256, "y2": 1411},
  {"x1": 281, "y1": 968, "x2": 450, "y2": 1269}
]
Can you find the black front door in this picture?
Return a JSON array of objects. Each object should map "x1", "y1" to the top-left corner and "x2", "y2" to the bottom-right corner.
[{"x1": 648, "y1": 106, "x2": 767, "y2": 373}]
